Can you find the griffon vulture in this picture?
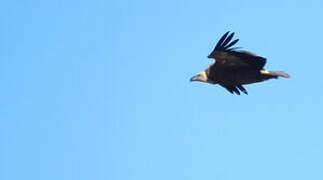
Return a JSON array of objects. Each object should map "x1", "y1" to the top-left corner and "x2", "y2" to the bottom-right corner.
[{"x1": 190, "y1": 31, "x2": 290, "y2": 95}]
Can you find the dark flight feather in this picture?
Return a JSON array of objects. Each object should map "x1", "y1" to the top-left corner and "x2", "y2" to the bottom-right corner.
[
  {"x1": 232, "y1": 87, "x2": 240, "y2": 95},
  {"x1": 220, "y1": 32, "x2": 234, "y2": 49},
  {"x1": 214, "y1": 31, "x2": 229, "y2": 50},
  {"x1": 225, "y1": 39, "x2": 239, "y2": 49},
  {"x1": 221, "y1": 85, "x2": 241, "y2": 95},
  {"x1": 237, "y1": 85, "x2": 248, "y2": 94}
]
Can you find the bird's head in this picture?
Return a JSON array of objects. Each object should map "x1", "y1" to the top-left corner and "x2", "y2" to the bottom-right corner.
[{"x1": 190, "y1": 71, "x2": 208, "y2": 82}]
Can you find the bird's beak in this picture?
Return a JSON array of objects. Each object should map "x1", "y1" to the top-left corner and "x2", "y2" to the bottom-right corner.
[{"x1": 190, "y1": 75, "x2": 198, "y2": 82}]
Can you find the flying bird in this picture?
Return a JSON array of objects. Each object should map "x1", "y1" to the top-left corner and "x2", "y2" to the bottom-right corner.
[{"x1": 190, "y1": 31, "x2": 290, "y2": 95}]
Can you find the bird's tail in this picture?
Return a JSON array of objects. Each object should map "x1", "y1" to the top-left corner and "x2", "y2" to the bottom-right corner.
[{"x1": 260, "y1": 70, "x2": 290, "y2": 78}]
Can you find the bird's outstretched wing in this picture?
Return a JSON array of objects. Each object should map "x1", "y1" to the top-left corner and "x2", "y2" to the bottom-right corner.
[{"x1": 208, "y1": 31, "x2": 266, "y2": 70}]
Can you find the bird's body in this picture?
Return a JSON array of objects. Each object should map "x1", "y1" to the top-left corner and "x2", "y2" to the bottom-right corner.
[{"x1": 190, "y1": 31, "x2": 289, "y2": 95}]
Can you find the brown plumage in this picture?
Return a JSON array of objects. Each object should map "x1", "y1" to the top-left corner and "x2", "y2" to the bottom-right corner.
[{"x1": 190, "y1": 31, "x2": 290, "y2": 95}]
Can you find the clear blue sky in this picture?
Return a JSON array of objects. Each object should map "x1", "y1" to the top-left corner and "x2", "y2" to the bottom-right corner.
[{"x1": 1, "y1": 0, "x2": 323, "y2": 180}]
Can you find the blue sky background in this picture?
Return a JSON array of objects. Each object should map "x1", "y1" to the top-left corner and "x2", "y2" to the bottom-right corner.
[{"x1": 1, "y1": 0, "x2": 323, "y2": 179}]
